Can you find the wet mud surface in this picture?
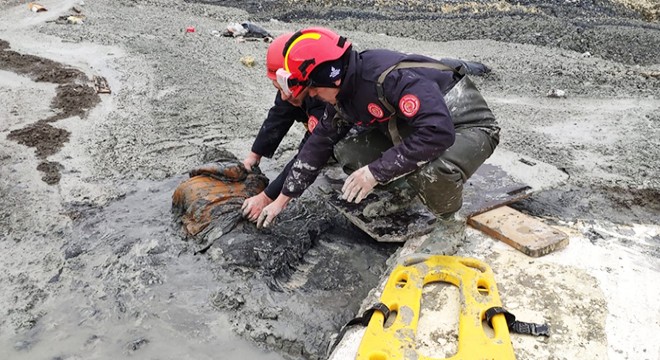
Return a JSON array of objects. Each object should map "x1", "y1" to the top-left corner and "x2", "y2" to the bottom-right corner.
[
  {"x1": 0, "y1": 0, "x2": 658, "y2": 359},
  {"x1": 1, "y1": 39, "x2": 100, "y2": 184},
  {"x1": 513, "y1": 184, "x2": 660, "y2": 225},
  {"x1": 198, "y1": 0, "x2": 660, "y2": 65}
]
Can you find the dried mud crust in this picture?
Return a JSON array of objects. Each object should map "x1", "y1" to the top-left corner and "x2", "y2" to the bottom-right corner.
[
  {"x1": 1, "y1": 39, "x2": 100, "y2": 184},
  {"x1": 196, "y1": 0, "x2": 660, "y2": 65}
]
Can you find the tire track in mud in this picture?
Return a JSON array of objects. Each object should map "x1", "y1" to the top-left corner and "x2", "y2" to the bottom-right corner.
[{"x1": 0, "y1": 39, "x2": 100, "y2": 184}]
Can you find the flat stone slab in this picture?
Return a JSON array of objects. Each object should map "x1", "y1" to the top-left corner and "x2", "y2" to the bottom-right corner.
[{"x1": 320, "y1": 148, "x2": 569, "y2": 242}]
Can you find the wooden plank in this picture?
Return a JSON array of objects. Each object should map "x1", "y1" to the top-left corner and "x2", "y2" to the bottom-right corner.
[
  {"x1": 467, "y1": 206, "x2": 569, "y2": 257},
  {"x1": 93, "y1": 75, "x2": 111, "y2": 94}
]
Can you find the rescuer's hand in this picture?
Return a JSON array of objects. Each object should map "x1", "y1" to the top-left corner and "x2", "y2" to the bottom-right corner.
[
  {"x1": 242, "y1": 152, "x2": 262, "y2": 172},
  {"x1": 256, "y1": 194, "x2": 291, "y2": 228},
  {"x1": 242, "y1": 192, "x2": 273, "y2": 222},
  {"x1": 342, "y1": 165, "x2": 377, "y2": 204}
]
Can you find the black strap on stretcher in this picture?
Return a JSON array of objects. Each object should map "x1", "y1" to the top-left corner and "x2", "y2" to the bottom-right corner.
[
  {"x1": 327, "y1": 302, "x2": 390, "y2": 357},
  {"x1": 485, "y1": 306, "x2": 550, "y2": 337},
  {"x1": 327, "y1": 303, "x2": 549, "y2": 357}
]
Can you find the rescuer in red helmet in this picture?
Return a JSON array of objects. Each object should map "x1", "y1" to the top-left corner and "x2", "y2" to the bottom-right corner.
[
  {"x1": 256, "y1": 27, "x2": 499, "y2": 253},
  {"x1": 239, "y1": 32, "x2": 327, "y2": 221}
]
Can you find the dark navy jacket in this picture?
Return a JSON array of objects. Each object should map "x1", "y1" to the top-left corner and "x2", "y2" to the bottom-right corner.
[
  {"x1": 251, "y1": 92, "x2": 325, "y2": 199},
  {"x1": 282, "y1": 49, "x2": 462, "y2": 198}
]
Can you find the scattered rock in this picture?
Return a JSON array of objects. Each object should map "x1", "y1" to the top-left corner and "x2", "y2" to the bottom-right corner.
[
  {"x1": 640, "y1": 71, "x2": 660, "y2": 79},
  {"x1": 127, "y1": 338, "x2": 149, "y2": 351},
  {"x1": 27, "y1": 2, "x2": 47, "y2": 12},
  {"x1": 240, "y1": 55, "x2": 255, "y2": 67},
  {"x1": 64, "y1": 245, "x2": 84, "y2": 259},
  {"x1": 224, "y1": 21, "x2": 272, "y2": 40},
  {"x1": 13, "y1": 340, "x2": 31, "y2": 351},
  {"x1": 546, "y1": 89, "x2": 567, "y2": 98},
  {"x1": 211, "y1": 289, "x2": 245, "y2": 310}
]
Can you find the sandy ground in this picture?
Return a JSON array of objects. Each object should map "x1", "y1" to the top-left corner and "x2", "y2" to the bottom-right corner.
[{"x1": 0, "y1": 0, "x2": 659, "y2": 359}]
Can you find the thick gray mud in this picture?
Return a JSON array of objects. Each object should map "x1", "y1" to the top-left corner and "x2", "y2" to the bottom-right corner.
[
  {"x1": 0, "y1": 0, "x2": 658, "y2": 359},
  {"x1": 0, "y1": 175, "x2": 393, "y2": 359}
]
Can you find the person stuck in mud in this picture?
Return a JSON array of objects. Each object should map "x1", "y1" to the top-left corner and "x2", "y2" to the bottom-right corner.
[
  {"x1": 239, "y1": 33, "x2": 327, "y2": 221},
  {"x1": 256, "y1": 27, "x2": 500, "y2": 250}
]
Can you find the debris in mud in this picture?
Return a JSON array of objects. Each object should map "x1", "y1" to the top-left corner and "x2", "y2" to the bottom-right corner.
[
  {"x1": 27, "y1": 2, "x2": 47, "y2": 12},
  {"x1": 223, "y1": 21, "x2": 273, "y2": 41},
  {"x1": 210, "y1": 288, "x2": 245, "y2": 310},
  {"x1": 93, "y1": 75, "x2": 111, "y2": 94},
  {"x1": 127, "y1": 338, "x2": 149, "y2": 351},
  {"x1": 546, "y1": 88, "x2": 567, "y2": 98},
  {"x1": 66, "y1": 15, "x2": 85, "y2": 25},
  {"x1": 240, "y1": 55, "x2": 255, "y2": 67},
  {"x1": 640, "y1": 70, "x2": 660, "y2": 79},
  {"x1": 37, "y1": 160, "x2": 63, "y2": 185}
]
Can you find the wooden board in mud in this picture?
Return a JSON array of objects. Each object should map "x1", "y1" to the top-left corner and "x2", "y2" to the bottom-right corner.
[{"x1": 319, "y1": 148, "x2": 569, "y2": 243}]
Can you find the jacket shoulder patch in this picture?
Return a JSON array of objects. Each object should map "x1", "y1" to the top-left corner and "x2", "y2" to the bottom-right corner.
[
  {"x1": 399, "y1": 94, "x2": 420, "y2": 117},
  {"x1": 307, "y1": 115, "x2": 318, "y2": 133},
  {"x1": 367, "y1": 103, "x2": 384, "y2": 118}
]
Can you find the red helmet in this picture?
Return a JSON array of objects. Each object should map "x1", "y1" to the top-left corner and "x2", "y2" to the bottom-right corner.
[
  {"x1": 266, "y1": 32, "x2": 294, "y2": 80},
  {"x1": 279, "y1": 27, "x2": 351, "y2": 98}
]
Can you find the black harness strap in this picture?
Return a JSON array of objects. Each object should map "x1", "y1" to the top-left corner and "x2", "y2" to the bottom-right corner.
[
  {"x1": 376, "y1": 61, "x2": 464, "y2": 145},
  {"x1": 327, "y1": 302, "x2": 390, "y2": 356},
  {"x1": 485, "y1": 306, "x2": 550, "y2": 337}
]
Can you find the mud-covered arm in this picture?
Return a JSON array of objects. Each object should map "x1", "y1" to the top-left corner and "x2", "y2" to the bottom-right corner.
[
  {"x1": 282, "y1": 106, "x2": 351, "y2": 197},
  {"x1": 263, "y1": 132, "x2": 311, "y2": 199},
  {"x1": 368, "y1": 73, "x2": 455, "y2": 183},
  {"x1": 251, "y1": 93, "x2": 307, "y2": 158}
]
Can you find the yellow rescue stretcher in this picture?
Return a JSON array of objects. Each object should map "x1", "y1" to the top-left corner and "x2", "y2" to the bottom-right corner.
[{"x1": 357, "y1": 255, "x2": 515, "y2": 360}]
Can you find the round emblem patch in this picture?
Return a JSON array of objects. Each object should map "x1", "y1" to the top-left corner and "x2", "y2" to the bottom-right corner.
[
  {"x1": 367, "y1": 103, "x2": 384, "y2": 118},
  {"x1": 307, "y1": 115, "x2": 319, "y2": 133},
  {"x1": 399, "y1": 94, "x2": 420, "y2": 117}
]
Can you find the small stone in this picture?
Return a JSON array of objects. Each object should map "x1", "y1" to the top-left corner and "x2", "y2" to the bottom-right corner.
[
  {"x1": 14, "y1": 340, "x2": 31, "y2": 351},
  {"x1": 128, "y1": 338, "x2": 149, "y2": 351},
  {"x1": 64, "y1": 245, "x2": 84, "y2": 259},
  {"x1": 240, "y1": 56, "x2": 255, "y2": 67},
  {"x1": 547, "y1": 89, "x2": 566, "y2": 98}
]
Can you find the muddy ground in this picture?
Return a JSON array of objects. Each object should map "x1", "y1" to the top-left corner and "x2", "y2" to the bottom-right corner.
[{"x1": 0, "y1": 0, "x2": 658, "y2": 359}]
